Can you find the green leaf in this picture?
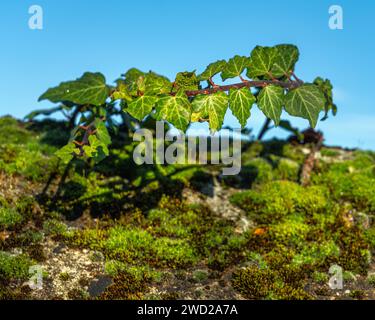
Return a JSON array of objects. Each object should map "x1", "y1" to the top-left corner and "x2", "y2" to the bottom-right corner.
[
  {"x1": 155, "y1": 90, "x2": 192, "y2": 131},
  {"x1": 174, "y1": 71, "x2": 200, "y2": 91},
  {"x1": 247, "y1": 46, "x2": 277, "y2": 79},
  {"x1": 121, "y1": 68, "x2": 145, "y2": 95},
  {"x1": 198, "y1": 60, "x2": 227, "y2": 81},
  {"x1": 95, "y1": 119, "x2": 111, "y2": 146},
  {"x1": 39, "y1": 72, "x2": 109, "y2": 106},
  {"x1": 126, "y1": 95, "x2": 157, "y2": 120},
  {"x1": 228, "y1": 88, "x2": 255, "y2": 127},
  {"x1": 84, "y1": 135, "x2": 109, "y2": 163},
  {"x1": 55, "y1": 143, "x2": 79, "y2": 164},
  {"x1": 221, "y1": 56, "x2": 250, "y2": 81},
  {"x1": 143, "y1": 72, "x2": 172, "y2": 95},
  {"x1": 192, "y1": 91, "x2": 228, "y2": 132},
  {"x1": 313, "y1": 77, "x2": 337, "y2": 120},
  {"x1": 112, "y1": 80, "x2": 133, "y2": 102},
  {"x1": 284, "y1": 84, "x2": 325, "y2": 128},
  {"x1": 271, "y1": 44, "x2": 299, "y2": 78},
  {"x1": 257, "y1": 85, "x2": 284, "y2": 126}
]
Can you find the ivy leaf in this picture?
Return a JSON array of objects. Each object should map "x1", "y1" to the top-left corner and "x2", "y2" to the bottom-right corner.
[
  {"x1": 55, "y1": 142, "x2": 79, "y2": 164},
  {"x1": 39, "y1": 72, "x2": 109, "y2": 106},
  {"x1": 257, "y1": 85, "x2": 284, "y2": 126},
  {"x1": 221, "y1": 56, "x2": 250, "y2": 81},
  {"x1": 313, "y1": 77, "x2": 337, "y2": 120},
  {"x1": 144, "y1": 72, "x2": 172, "y2": 95},
  {"x1": 228, "y1": 88, "x2": 255, "y2": 127},
  {"x1": 192, "y1": 91, "x2": 229, "y2": 132},
  {"x1": 95, "y1": 119, "x2": 111, "y2": 146},
  {"x1": 198, "y1": 60, "x2": 227, "y2": 81},
  {"x1": 271, "y1": 44, "x2": 300, "y2": 78},
  {"x1": 284, "y1": 84, "x2": 325, "y2": 128},
  {"x1": 126, "y1": 95, "x2": 157, "y2": 120},
  {"x1": 121, "y1": 68, "x2": 145, "y2": 95},
  {"x1": 83, "y1": 135, "x2": 109, "y2": 163},
  {"x1": 174, "y1": 71, "x2": 200, "y2": 91},
  {"x1": 247, "y1": 46, "x2": 277, "y2": 79},
  {"x1": 112, "y1": 80, "x2": 133, "y2": 102},
  {"x1": 155, "y1": 90, "x2": 192, "y2": 131}
]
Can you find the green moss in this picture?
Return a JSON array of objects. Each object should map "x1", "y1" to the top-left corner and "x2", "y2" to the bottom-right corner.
[
  {"x1": 192, "y1": 270, "x2": 208, "y2": 282},
  {"x1": 364, "y1": 226, "x2": 375, "y2": 249},
  {"x1": 268, "y1": 214, "x2": 310, "y2": 247},
  {"x1": 43, "y1": 219, "x2": 69, "y2": 236},
  {"x1": 0, "y1": 251, "x2": 33, "y2": 281},
  {"x1": 312, "y1": 152, "x2": 375, "y2": 212},
  {"x1": 230, "y1": 181, "x2": 329, "y2": 223},
  {"x1": 0, "y1": 207, "x2": 23, "y2": 229},
  {"x1": 320, "y1": 148, "x2": 341, "y2": 157},
  {"x1": 241, "y1": 158, "x2": 273, "y2": 185},
  {"x1": 59, "y1": 272, "x2": 70, "y2": 281},
  {"x1": 292, "y1": 240, "x2": 340, "y2": 267},
  {"x1": 367, "y1": 274, "x2": 375, "y2": 286},
  {"x1": 73, "y1": 225, "x2": 198, "y2": 268},
  {"x1": 273, "y1": 158, "x2": 300, "y2": 181},
  {"x1": 312, "y1": 271, "x2": 329, "y2": 284}
]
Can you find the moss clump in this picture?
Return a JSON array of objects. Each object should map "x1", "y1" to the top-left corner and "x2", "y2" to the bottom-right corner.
[
  {"x1": 230, "y1": 181, "x2": 329, "y2": 223},
  {"x1": 367, "y1": 274, "x2": 375, "y2": 286},
  {"x1": 98, "y1": 272, "x2": 147, "y2": 300},
  {"x1": 312, "y1": 271, "x2": 329, "y2": 284},
  {"x1": 273, "y1": 158, "x2": 300, "y2": 181},
  {"x1": 268, "y1": 214, "x2": 310, "y2": 247},
  {"x1": 311, "y1": 151, "x2": 375, "y2": 212},
  {"x1": 232, "y1": 264, "x2": 311, "y2": 300},
  {"x1": 0, "y1": 207, "x2": 23, "y2": 230},
  {"x1": 59, "y1": 272, "x2": 70, "y2": 281},
  {"x1": 320, "y1": 148, "x2": 341, "y2": 157},
  {"x1": 104, "y1": 226, "x2": 198, "y2": 268},
  {"x1": 0, "y1": 251, "x2": 33, "y2": 281},
  {"x1": 43, "y1": 219, "x2": 69, "y2": 236},
  {"x1": 291, "y1": 240, "x2": 340, "y2": 268},
  {"x1": 241, "y1": 158, "x2": 273, "y2": 186}
]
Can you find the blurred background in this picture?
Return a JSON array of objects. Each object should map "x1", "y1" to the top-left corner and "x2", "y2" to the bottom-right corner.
[{"x1": 0, "y1": 0, "x2": 374, "y2": 149}]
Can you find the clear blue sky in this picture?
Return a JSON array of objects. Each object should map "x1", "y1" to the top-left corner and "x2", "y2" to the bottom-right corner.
[{"x1": 1, "y1": 0, "x2": 374, "y2": 149}]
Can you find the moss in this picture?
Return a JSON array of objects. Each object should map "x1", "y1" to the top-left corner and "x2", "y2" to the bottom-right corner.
[
  {"x1": 230, "y1": 181, "x2": 329, "y2": 223},
  {"x1": 0, "y1": 251, "x2": 33, "y2": 281},
  {"x1": 43, "y1": 219, "x2": 69, "y2": 236},
  {"x1": 192, "y1": 270, "x2": 208, "y2": 282},
  {"x1": 268, "y1": 214, "x2": 310, "y2": 247},
  {"x1": 320, "y1": 148, "x2": 341, "y2": 157},
  {"x1": 312, "y1": 152, "x2": 375, "y2": 212},
  {"x1": 349, "y1": 289, "x2": 365, "y2": 300},
  {"x1": 292, "y1": 240, "x2": 340, "y2": 268},
  {"x1": 232, "y1": 264, "x2": 311, "y2": 300},
  {"x1": 335, "y1": 226, "x2": 371, "y2": 274},
  {"x1": 273, "y1": 158, "x2": 300, "y2": 181},
  {"x1": 98, "y1": 271, "x2": 147, "y2": 300},
  {"x1": 367, "y1": 274, "x2": 375, "y2": 286},
  {"x1": 241, "y1": 158, "x2": 273, "y2": 186},
  {"x1": 73, "y1": 225, "x2": 198, "y2": 268},
  {"x1": 364, "y1": 226, "x2": 375, "y2": 249},
  {"x1": 0, "y1": 207, "x2": 23, "y2": 230},
  {"x1": 312, "y1": 271, "x2": 329, "y2": 284},
  {"x1": 342, "y1": 271, "x2": 356, "y2": 283},
  {"x1": 59, "y1": 272, "x2": 71, "y2": 281}
]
